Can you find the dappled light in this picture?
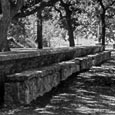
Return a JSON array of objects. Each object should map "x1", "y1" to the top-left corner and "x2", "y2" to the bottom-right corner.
[
  {"x1": 0, "y1": 0, "x2": 115, "y2": 115},
  {"x1": 0, "y1": 51, "x2": 114, "y2": 115}
]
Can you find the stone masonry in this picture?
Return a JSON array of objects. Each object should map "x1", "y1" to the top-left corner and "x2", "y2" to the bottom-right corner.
[{"x1": 0, "y1": 46, "x2": 111, "y2": 105}]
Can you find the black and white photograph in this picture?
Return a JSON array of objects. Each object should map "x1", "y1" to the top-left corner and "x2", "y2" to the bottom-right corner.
[{"x1": 0, "y1": 0, "x2": 114, "y2": 115}]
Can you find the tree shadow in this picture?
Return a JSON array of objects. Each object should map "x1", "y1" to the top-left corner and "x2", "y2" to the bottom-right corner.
[
  {"x1": 1, "y1": 59, "x2": 115, "y2": 115},
  {"x1": 29, "y1": 64, "x2": 115, "y2": 115}
]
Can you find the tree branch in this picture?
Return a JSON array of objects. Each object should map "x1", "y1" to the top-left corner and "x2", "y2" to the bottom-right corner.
[
  {"x1": 10, "y1": 0, "x2": 24, "y2": 18},
  {"x1": 105, "y1": 0, "x2": 115, "y2": 10},
  {"x1": 97, "y1": 0, "x2": 105, "y2": 10},
  {"x1": 14, "y1": 0, "x2": 59, "y2": 18},
  {"x1": 54, "y1": 5, "x2": 63, "y2": 19}
]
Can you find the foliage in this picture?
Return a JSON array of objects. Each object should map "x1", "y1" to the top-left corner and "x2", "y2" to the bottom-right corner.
[
  {"x1": 8, "y1": 15, "x2": 37, "y2": 48},
  {"x1": 5, "y1": 0, "x2": 115, "y2": 49}
]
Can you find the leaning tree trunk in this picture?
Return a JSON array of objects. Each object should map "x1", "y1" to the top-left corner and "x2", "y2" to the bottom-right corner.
[{"x1": 36, "y1": 10, "x2": 43, "y2": 49}]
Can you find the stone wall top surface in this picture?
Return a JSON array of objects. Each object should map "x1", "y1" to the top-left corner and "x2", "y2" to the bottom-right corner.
[{"x1": 0, "y1": 46, "x2": 103, "y2": 61}]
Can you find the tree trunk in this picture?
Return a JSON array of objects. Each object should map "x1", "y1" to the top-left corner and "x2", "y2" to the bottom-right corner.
[
  {"x1": 36, "y1": 10, "x2": 43, "y2": 49},
  {"x1": 66, "y1": 15, "x2": 75, "y2": 47},
  {"x1": 0, "y1": 72, "x2": 5, "y2": 107},
  {"x1": 97, "y1": 21, "x2": 102, "y2": 43},
  {"x1": 0, "y1": 0, "x2": 11, "y2": 51},
  {"x1": 0, "y1": 18, "x2": 10, "y2": 51},
  {"x1": 0, "y1": 0, "x2": 24, "y2": 52},
  {"x1": 101, "y1": 11, "x2": 106, "y2": 49}
]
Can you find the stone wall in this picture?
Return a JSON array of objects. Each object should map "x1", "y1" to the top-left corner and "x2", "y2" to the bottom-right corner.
[
  {"x1": 0, "y1": 46, "x2": 103, "y2": 74},
  {"x1": 2, "y1": 46, "x2": 111, "y2": 105}
]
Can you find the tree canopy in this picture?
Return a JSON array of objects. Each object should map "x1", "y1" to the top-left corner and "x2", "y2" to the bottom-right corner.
[{"x1": 0, "y1": 0, "x2": 115, "y2": 51}]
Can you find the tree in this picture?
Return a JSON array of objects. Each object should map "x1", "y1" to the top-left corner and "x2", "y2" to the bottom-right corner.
[
  {"x1": 36, "y1": 10, "x2": 43, "y2": 49},
  {"x1": 54, "y1": 0, "x2": 82, "y2": 47},
  {"x1": 76, "y1": 0, "x2": 115, "y2": 46},
  {"x1": 0, "y1": 0, "x2": 59, "y2": 51},
  {"x1": 36, "y1": 7, "x2": 53, "y2": 49},
  {"x1": 97, "y1": 0, "x2": 115, "y2": 47},
  {"x1": 0, "y1": 0, "x2": 24, "y2": 51}
]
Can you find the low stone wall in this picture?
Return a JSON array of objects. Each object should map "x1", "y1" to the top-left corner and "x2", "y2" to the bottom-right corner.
[
  {"x1": 0, "y1": 46, "x2": 103, "y2": 74},
  {"x1": 4, "y1": 50, "x2": 111, "y2": 105}
]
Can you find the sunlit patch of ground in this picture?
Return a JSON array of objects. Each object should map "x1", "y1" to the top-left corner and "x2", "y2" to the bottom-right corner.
[
  {"x1": 1, "y1": 51, "x2": 115, "y2": 115},
  {"x1": 50, "y1": 37, "x2": 96, "y2": 48}
]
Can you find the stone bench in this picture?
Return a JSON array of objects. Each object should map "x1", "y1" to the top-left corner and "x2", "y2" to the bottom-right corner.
[{"x1": 4, "y1": 50, "x2": 111, "y2": 105}]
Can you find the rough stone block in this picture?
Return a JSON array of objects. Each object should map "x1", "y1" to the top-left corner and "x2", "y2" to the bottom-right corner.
[
  {"x1": 5, "y1": 71, "x2": 61, "y2": 105},
  {"x1": 87, "y1": 51, "x2": 111, "y2": 66},
  {"x1": 74, "y1": 57, "x2": 92, "y2": 71},
  {"x1": 59, "y1": 61, "x2": 80, "y2": 81}
]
